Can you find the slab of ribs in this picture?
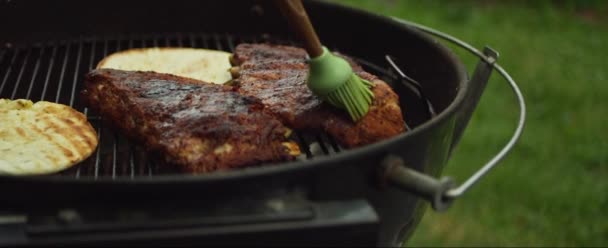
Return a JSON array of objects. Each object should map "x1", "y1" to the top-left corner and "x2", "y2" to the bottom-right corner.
[{"x1": 81, "y1": 44, "x2": 406, "y2": 173}]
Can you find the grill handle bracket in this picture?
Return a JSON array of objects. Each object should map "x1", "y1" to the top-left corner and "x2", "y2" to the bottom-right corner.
[
  {"x1": 383, "y1": 18, "x2": 526, "y2": 211},
  {"x1": 381, "y1": 155, "x2": 455, "y2": 211}
]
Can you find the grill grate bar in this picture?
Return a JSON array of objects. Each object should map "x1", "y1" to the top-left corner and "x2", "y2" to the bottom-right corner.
[
  {"x1": 189, "y1": 33, "x2": 196, "y2": 48},
  {"x1": 314, "y1": 135, "x2": 330, "y2": 155},
  {"x1": 10, "y1": 47, "x2": 32, "y2": 99},
  {"x1": 25, "y1": 47, "x2": 45, "y2": 99},
  {"x1": 68, "y1": 38, "x2": 83, "y2": 107},
  {"x1": 111, "y1": 130, "x2": 118, "y2": 178},
  {"x1": 128, "y1": 36, "x2": 135, "y2": 49},
  {"x1": 226, "y1": 33, "x2": 236, "y2": 52},
  {"x1": 130, "y1": 144, "x2": 135, "y2": 178},
  {"x1": 40, "y1": 44, "x2": 58, "y2": 101},
  {"x1": 318, "y1": 134, "x2": 340, "y2": 155},
  {"x1": 75, "y1": 163, "x2": 80, "y2": 178},
  {"x1": 148, "y1": 159, "x2": 154, "y2": 177},
  {"x1": 324, "y1": 132, "x2": 342, "y2": 153},
  {"x1": 165, "y1": 35, "x2": 171, "y2": 47},
  {"x1": 176, "y1": 33, "x2": 184, "y2": 47},
  {"x1": 103, "y1": 38, "x2": 109, "y2": 58},
  {"x1": 0, "y1": 48, "x2": 20, "y2": 96},
  {"x1": 294, "y1": 133, "x2": 313, "y2": 159},
  {"x1": 152, "y1": 35, "x2": 159, "y2": 47},
  {"x1": 54, "y1": 42, "x2": 71, "y2": 102},
  {"x1": 213, "y1": 34, "x2": 223, "y2": 51},
  {"x1": 94, "y1": 126, "x2": 102, "y2": 179},
  {"x1": 88, "y1": 38, "x2": 97, "y2": 70}
]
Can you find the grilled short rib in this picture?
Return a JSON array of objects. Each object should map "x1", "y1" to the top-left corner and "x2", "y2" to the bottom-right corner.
[
  {"x1": 231, "y1": 44, "x2": 406, "y2": 148},
  {"x1": 82, "y1": 69, "x2": 299, "y2": 173}
]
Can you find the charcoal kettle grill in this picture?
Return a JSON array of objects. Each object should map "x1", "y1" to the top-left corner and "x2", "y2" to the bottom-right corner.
[{"x1": 0, "y1": 0, "x2": 525, "y2": 246}]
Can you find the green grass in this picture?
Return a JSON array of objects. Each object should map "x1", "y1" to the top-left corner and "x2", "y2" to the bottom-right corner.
[{"x1": 333, "y1": 0, "x2": 608, "y2": 246}]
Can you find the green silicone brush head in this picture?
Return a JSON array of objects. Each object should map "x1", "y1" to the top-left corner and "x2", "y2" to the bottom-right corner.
[{"x1": 307, "y1": 47, "x2": 375, "y2": 121}]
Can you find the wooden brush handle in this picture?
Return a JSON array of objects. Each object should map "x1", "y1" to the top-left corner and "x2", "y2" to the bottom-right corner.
[{"x1": 275, "y1": 0, "x2": 324, "y2": 57}]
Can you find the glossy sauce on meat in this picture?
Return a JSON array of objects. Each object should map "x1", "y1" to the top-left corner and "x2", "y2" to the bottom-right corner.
[
  {"x1": 82, "y1": 69, "x2": 298, "y2": 173},
  {"x1": 232, "y1": 43, "x2": 406, "y2": 148}
]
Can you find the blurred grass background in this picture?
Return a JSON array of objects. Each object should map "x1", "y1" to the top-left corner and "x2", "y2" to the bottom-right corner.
[{"x1": 333, "y1": 0, "x2": 607, "y2": 246}]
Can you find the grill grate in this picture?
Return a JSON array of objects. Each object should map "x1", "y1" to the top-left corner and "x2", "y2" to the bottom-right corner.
[{"x1": 0, "y1": 33, "x2": 410, "y2": 179}]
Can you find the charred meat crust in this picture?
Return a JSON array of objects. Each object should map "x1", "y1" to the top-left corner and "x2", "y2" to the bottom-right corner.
[
  {"x1": 81, "y1": 69, "x2": 296, "y2": 173},
  {"x1": 232, "y1": 43, "x2": 406, "y2": 148}
]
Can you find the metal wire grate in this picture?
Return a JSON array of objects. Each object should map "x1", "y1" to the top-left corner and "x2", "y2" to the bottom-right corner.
[
  {"x1": 0, "y1": 32, "x2": 434, "y2": 179},
  {"x1": 1, "y1": 33, "x2": 378, "y2": 179}
]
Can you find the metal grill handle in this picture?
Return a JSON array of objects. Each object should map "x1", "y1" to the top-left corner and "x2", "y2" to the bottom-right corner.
[{"x1": 382, "y1": 18, "x2": 526, "y2": 211}]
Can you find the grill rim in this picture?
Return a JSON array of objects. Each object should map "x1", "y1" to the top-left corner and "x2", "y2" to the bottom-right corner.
[{"x1": 0, "y1": 14, "x2": 469, "y2": 184}]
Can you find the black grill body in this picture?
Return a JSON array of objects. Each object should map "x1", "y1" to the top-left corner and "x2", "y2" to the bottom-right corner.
[{"x1": 0, "y1": 0, "x2": 473, "y2": 246}]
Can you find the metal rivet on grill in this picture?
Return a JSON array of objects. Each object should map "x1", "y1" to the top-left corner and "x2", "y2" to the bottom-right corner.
[{"x1": 57, "y1": 209, "x2": 81, "y2": 224}]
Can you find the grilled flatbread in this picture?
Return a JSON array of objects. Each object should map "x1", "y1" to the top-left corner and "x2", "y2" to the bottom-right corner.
[
  {"x1": 97, "y1": 47, "x2": 232, "y2": 84},
  {"x1": 0, "y1": 99, "x2": 98, "y2": 175}
]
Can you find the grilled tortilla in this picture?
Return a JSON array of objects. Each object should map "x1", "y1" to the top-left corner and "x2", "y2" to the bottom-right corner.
[
  {"x1": 97, "y1": 47, "x2": 232, "y2": 84},
  {"x1": 0, "y1": 99, "x2": 98, "y2": 175}
]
